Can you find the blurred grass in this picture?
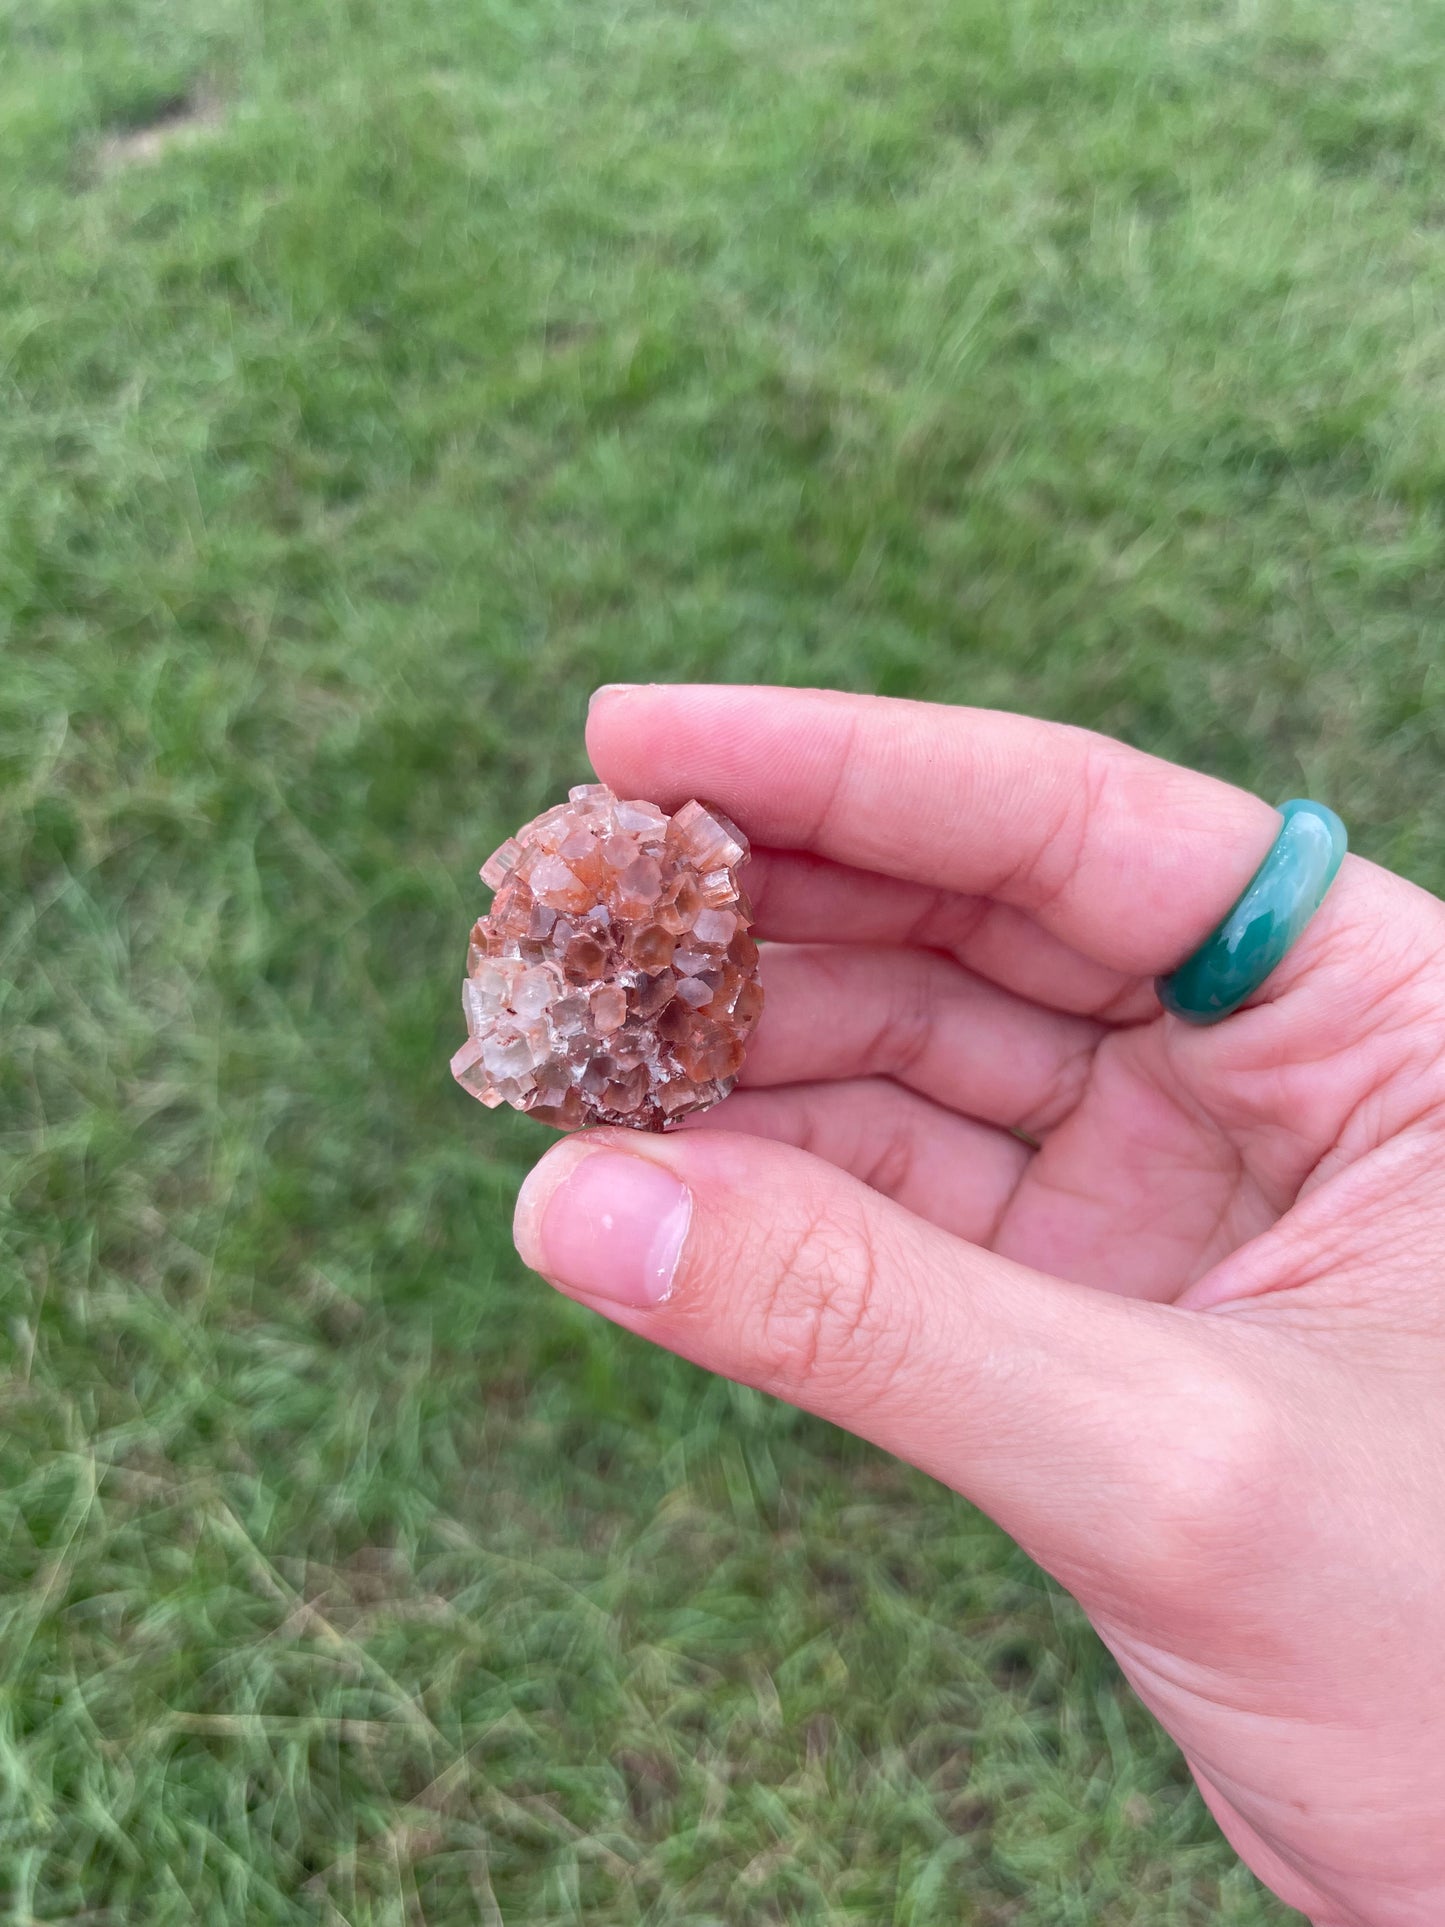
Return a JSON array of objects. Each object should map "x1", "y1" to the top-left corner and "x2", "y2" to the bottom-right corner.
[{"x1": 2, "y1": 0, "x2": 1442, "y2": 1917}]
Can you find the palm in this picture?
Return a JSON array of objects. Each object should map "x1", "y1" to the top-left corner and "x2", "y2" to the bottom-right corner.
[{"x1": 992, "y1": 1014, "x2": 1317, "y2": 1300}]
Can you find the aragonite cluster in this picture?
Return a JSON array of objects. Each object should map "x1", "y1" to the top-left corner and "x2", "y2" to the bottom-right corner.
[{"x1": 450, "y1": 784, "x2": 763, "y2": 1130}]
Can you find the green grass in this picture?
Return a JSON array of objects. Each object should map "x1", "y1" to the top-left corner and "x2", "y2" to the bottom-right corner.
[{"x1": 2, "y1": 0, "x2": 1443, "y2": 1916}]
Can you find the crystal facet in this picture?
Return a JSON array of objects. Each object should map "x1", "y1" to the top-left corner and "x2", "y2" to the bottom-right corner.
[{"x1": 454, "y1": 786, "x2": 764, "y2": 1129}]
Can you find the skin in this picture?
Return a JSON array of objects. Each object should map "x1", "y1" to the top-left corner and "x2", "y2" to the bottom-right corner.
[{"x1": 513, "y1": 684, "x2": 1445, "y2": 1927}]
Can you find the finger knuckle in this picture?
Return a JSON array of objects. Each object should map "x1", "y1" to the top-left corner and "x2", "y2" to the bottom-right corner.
[
  {"x1": 865, "y1": 963, "x2": 937, "y2": 1079},
  {"x1": 1023, "y1": 1035, "x2": 1097, "y2": 1135},
  {"x1": 993, "y1": 733, "x2": 1107, "y2": 916},
  {"x1": 752, "y1": 1200, "x2": 911, "y2": 1411},
  {"x1": 862, "y1": 1114, "x2": 919, "y2": 1201}
]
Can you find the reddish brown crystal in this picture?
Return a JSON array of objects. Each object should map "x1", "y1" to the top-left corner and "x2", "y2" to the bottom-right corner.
[{"x1": 451, "y1": 784, "x2": 763, "y2": 1130}]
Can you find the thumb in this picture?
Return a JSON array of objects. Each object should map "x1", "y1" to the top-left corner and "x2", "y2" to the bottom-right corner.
[{"x1": 513, "y1": 1127, "x2": 1281, "y2": 1609}]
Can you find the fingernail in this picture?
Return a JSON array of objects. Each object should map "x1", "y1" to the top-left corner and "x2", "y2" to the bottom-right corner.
[
  {"x1": 588, "y1": 683, "x2": 641, "y2": 709},
  {"x1": 514, "y1": 1149, "x2": 691, "y2": 1307}
]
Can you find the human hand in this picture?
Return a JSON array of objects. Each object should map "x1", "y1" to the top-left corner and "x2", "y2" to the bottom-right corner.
[{"x1": 512, "y1": 685, "x2": 1445, "y2": 1927}]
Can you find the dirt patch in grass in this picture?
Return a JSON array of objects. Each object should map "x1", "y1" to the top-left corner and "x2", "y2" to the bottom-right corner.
[{"x1": 96, "y1": 92, "x2": 224, "y2": 172}]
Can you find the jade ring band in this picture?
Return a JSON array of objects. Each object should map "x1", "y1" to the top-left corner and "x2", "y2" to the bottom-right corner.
[{"x1": 1156, "y1": 799, "x2": 1348, "y2": 1026}]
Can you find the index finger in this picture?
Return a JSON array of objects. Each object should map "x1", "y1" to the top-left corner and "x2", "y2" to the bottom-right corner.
[{"x1": 586, "y1": 684, "x2": 1280, "y2": 976}]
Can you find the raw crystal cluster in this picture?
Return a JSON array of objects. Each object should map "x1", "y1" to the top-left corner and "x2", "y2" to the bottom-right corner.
[{"x1": 451, "y1": 784, "x2": 763, "y2": 1131}]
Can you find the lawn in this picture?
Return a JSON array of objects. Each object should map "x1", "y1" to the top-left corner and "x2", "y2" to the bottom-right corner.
[{"x1": 2, "y1": 0, "x2": 1443, "y2": 1918}]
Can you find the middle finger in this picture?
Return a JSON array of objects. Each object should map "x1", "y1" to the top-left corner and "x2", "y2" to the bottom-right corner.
[
  {"x1": 745, "y1": 848, "x2": 1157, "y2": 1021},
  {"x1": 745, "y1": 943, "x2": 1105, "y2": 1137}
]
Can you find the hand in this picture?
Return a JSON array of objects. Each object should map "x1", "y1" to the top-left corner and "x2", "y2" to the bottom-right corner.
[{"x1": 512, "y1": 684, "x2": 1445, "y2": 1927}]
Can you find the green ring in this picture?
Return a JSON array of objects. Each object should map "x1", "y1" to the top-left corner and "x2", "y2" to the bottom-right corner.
[{"x1": 1155, "y1": 799, "x2": 1348, "y2": 1026}]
